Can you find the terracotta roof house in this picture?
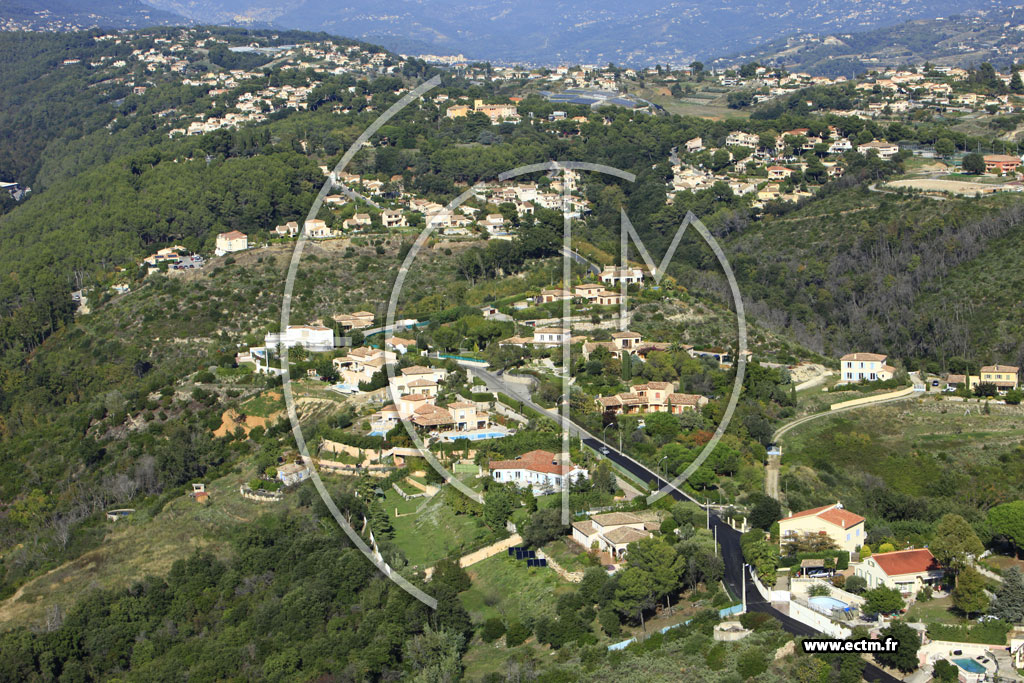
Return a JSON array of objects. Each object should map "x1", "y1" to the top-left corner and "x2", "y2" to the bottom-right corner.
[
  {"x1": 597, "y1": 382, "x2": 707, "y2": 415},
  {"x1": 980, "y1": 364, "x2": 1019, "y2": 391},
  {"x1": 779, "y1": 502, "x2": 865, "y2": 554},
  {"x1": 571, "y1": 510, "x2": 662, "y2": 560},
  {"x1": 854, "y1": 548, "x2": 943, "y2": 595},
  {"x1": 489, "y1": 449, "x2": 588, "y2": 493},
  {"x1": 215, "y1": 230, "x2": 248, "y2": 255}
]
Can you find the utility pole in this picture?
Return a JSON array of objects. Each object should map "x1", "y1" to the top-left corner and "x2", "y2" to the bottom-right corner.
[
  {"x1": 742, "y1": 563, "x2": 747, "y2": 612},
  {"x1": 714, "y1": 525, "x2": 718, "y2": 555}
]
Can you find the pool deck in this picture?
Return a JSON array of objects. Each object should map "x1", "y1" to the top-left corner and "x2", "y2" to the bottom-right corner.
[{"x1": 918, "y1": 640, "x2": 1019, "y2": 682}]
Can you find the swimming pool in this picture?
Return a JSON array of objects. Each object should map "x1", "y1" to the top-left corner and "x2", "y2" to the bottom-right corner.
[
  {"x1": 809, "y1": 596, "x2": 850, "y2": 614},
  {"x1": 954, "y1": 658, "x2": 986, "y2": 674},
  {"x1": 443, "y1": 431, "x2": 509, "y2": 441}
]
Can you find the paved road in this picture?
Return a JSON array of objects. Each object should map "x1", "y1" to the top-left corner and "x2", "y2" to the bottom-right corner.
[
  {"x1": 337, "y1": 184, "x2": 382, "y2": 209},
  {"x1": 559, "y1": 246, "x2": 601, "y2": 276},
  {"x1": 475, "y1": 365, "x2": 899, "y2": 682}
]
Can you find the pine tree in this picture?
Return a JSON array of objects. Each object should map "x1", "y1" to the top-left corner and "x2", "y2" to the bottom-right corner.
[
  {"x1": 952, "y1": 566, "x2": 989, "y2": 616},
  {"x1": 991, "y1": 567, "x2": 1024, "y2": 623},
  {"x1": 1011, "y1": 70, "x2": 1024, "y2": 94}
]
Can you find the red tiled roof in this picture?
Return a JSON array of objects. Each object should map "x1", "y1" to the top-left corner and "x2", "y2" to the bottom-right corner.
[
  {"x1": 488, "y1": 449, "x2": 581, "y2": 476},
  {"x1": 841, "y1": 352, "x2": 887, "y2": 362},
  {"x1": 871, "y1": 549, "x2": 941, "y2": 577},
  {"x1": 781, "y1": 503, "x2": 864, "y2": 529},
  {"x1": 982, "y1": 364, "x2": 1019, "y2": 373},
  {"x1": 401, "y1": 365, "x2": 436, "y2": 376}
]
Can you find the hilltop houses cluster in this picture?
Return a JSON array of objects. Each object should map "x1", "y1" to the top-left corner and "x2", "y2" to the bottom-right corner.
[{"x1": 263, "y1": 167, "x2": 588, "y2": 241}]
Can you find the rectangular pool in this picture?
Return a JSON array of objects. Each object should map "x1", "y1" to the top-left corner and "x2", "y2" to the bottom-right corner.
[{"x1": 954, "y1": 658, "x2": 986, "y2": 674}]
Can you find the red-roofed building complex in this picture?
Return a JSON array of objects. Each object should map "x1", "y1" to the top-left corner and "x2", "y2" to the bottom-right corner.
[{"x1": 778, "y1": 502, "x2": 865, "y2": 555}]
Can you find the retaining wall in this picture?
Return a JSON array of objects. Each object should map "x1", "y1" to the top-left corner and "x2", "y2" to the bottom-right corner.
[
  {"x1": 790, "y1": 578, "x2": 865, "y2": 606},
  {"x1": 787, "y1": 600, "x2": 853, "y2": 639},
  {"x1": 829, "y1": 386, "x2": 916, "y2": 411}
]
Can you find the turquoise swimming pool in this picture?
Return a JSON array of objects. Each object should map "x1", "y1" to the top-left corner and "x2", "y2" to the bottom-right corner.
[
  {"x1": 809, "y1": 595, "x2": 850, "y2": 613},
  {"x1": 953, "y1": 658, "x2": 986, "y2": 674},
  {"x1": 443, "y1": 431, "x2": 509, "y2": 441}
]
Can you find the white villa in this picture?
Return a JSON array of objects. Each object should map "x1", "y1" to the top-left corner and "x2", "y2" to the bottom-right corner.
[
  {"x1": 599, "y1": 265, "x2": 645, "y2": 287},
  {"x1": 838, "y1": 352, "x2": 895, "y2": 384},
  {"x1": 489, "y1": 449, "x2": 588, "y2": 493},
  {"x1": 264, "y1": 325, "x2": 335, "y2": 352},
  {"x1": 499, "y1": 327, "x2": 585, "y2": 349}
]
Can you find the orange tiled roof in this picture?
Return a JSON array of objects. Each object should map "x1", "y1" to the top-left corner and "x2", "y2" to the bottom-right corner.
[
  {"x1": 782, "y1": 503, "x2": 864, "y2": 530},
  {"x1": 871, "y1": 548, "x2": 941, "y2": 576}
]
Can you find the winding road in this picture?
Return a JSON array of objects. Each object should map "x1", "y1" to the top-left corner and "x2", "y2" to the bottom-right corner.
[
  {"x1": 470, "y1": 364, "x2": 899, "y2": 682},
  {"x1": 772, "y1": 386, "x2": 921, "y2": 443}
]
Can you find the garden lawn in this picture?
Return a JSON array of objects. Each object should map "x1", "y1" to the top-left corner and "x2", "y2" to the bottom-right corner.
[
  {"x1": 905, "y1": 595, "x2": 958, "y2": 625},
  {"x1": 389, "y1": 493, "x2": 493, "y2": 568},
  {"x1": 460, "y1": 553, "x2": 576, "y2": 625}
]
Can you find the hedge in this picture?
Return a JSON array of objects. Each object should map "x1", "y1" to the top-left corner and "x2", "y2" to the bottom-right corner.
[
  {"x1": 926, "y1": 621, "x2": 1011, "y2": 645},
  {"x1": 780, "y1": 550, "x2": 850, "y2": 570},
  {"x1": 496, "y1": 392, "x2": 546, "y2": 422},
  {"x1": 458, "y1": 387, "x2": 494, "y2": 402},
  {"x1": 321, "y1": 428, "x2": 386, "y2": 451}
]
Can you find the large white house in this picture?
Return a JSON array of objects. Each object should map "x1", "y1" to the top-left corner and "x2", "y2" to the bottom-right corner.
[
  {"x1": 489, "y1": 449, "x2": 588, "y2": 493},
  {"x1": 388, "y1": 365, "x2": 448, "y2": 399},
  {"x1": 853, "y1": 548, "x2": 943, "y2": 595},
  {"x1": 215, "y1": 230, "x2": 248, "y2": 256},
  {"x1": 498, "y1": 326, "x2": 584, "y2": 349},
  {"x1": 838, "y1": 353, "x2": 895, "y2": 384},
  {"x1": 264, "y1": 325, "x2": 335, "y2": 352},
  {"x1": 599, "y1": 265, "x2": 644, "y2": 287}
]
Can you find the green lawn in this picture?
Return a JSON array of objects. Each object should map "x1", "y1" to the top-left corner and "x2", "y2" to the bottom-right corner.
[
  {"x1": 460, "y1": 553, "x2": 576, "y2": 625},
  {"x1": 541, "y1": 537, "x2": 600, "y2": 574},
  {"x1": 905, "y1": 595, "x2": 959, "y2": 625},
  {"x1": 383, "y1": 489, "x2": 422, "y2": 516},
  {"x1": 239, "y1": 390, "x2": 284, "y2": 418},
  {"x1": 389, "y1": 492, "x2": 493, "y2": 568},
  {"x1": 779, "y1": 398, "x2": 1024, "y2": 510},
  {"x1": 983, "y1": 554, "x2": 1024, "y2": 573}
]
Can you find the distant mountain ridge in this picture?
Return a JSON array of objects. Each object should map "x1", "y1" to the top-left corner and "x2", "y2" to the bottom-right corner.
[
  {"x1": 1, "y1": 0, "x2": 188, "y2": 30},
  {"x1": 715, "y1": 6, "x2": 1024, "y2": 77},
  {"x1": 137, "y1": 0, "x2": 1006, "y2": 66},
  {"x1": 3, "y1": 0, "x2": 1019, "y2": 71}
]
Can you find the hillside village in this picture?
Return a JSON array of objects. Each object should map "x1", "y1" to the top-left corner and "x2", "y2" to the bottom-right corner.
[{"x1": 6, "y1": 24, "x2": 1024, "y2": 683}]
